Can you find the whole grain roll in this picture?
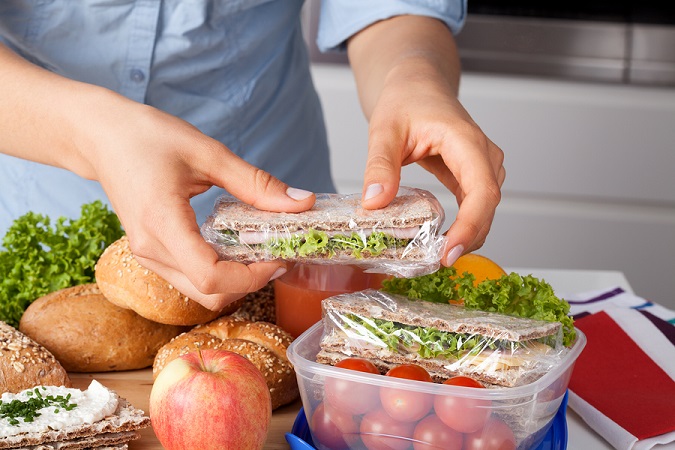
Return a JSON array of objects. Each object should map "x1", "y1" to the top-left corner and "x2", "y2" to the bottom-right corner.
[
  {"x1": 19, "y1": 284, "x2": 188, "y2": 372},
  {"x1": 95, "y1": 236, "x2": 241, "y2": 326},
  {"x1": 230, "y1": 282, "x2": 276, "y2": 324},
  {"x1": 0, "y1": 320, "x2": 71, "y2": 394},
  {"x1": 153, "y1": 316, "x2": 298, "y2": 410}
]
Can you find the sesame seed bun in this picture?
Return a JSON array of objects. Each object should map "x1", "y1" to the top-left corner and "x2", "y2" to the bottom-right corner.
[
  {"x1": 152, "y1": 316, "x2": 298, "y2": 410},
  {"x1": 19, "y1": 284, "x2": 187, "y2": 372},
  {"x1": 0, "y1": 320, "x2": 71, "y2": 394},
  {"x1": 94, "y1": 236, "x2": 242, "y2": 326}
]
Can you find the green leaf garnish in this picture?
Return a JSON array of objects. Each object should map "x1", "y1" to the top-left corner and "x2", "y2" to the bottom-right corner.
[{"x1": 0, "y1": 201, "x2": 125, "y2": 327}]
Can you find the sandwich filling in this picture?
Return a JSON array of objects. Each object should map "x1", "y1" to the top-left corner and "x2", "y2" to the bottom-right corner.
[
  {"x1": 344, "y1": 315, "x2": 554, "y2": 370},
  {"x1": 220, "y1": 228, "x2": 415, "y2": 259}
]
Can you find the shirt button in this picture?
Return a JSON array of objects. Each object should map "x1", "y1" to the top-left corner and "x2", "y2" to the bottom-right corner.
[{"x1": 130, "y1": 69, "x2": 146, "y2": 83}]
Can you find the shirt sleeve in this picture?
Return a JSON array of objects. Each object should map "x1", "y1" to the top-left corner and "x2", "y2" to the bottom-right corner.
[{"x1": 316, "y1": 0, "x2": 467, "y2": 53}]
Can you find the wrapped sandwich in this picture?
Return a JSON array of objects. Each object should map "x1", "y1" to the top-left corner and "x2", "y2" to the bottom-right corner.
[
  {"x1": 316, "y1": 290, "x2": 568, "y2": 387},
  {"x1": 201, "y1": 187, "x2": 445, "y2": 277}
]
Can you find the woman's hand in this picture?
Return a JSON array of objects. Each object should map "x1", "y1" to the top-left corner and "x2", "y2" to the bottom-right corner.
[
  {"x1": 74, "y1": 93, "x2": 316, "y2": 310},
  {"x1": 348, "y1": 15, "x2": 505, "y2": 266}
]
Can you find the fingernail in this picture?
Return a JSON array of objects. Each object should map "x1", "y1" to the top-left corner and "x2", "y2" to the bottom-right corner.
[
  {"x1": 364, "y1": 183, "x2": 384, "y2": 201},
  {"x1": 286, "y1": 187, "x2": 313, "y2": 201},
  {"x1": 270, "y1": 267, "x2": 287, "y2": 281},
  {"x1": 445, "y1": 244, "x2": 464, "y2": 267}
]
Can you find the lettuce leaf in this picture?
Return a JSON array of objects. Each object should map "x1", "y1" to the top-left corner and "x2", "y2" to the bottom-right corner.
[
  {"x1": 255, "y1": 229, "x2": 410, "y2": 259},
  {"x1": 0, "y1": 201, "x2": 124, "y2": 327},
  {"x1": 381, "y1": 266, "x2": 462, "y2": 303},
  {"x1": 462, "y1": 273, "x2": 576, "y2": 346},
  {"x1": 346, "y1": 315, "x2": 517, "y2": 360},
  {"x1": 382, "y1": 268, "x2": 576, "y2": 346}
]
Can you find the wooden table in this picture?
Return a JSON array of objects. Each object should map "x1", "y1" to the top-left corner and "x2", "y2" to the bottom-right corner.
[{"x1": 69, "y1": 369, "x2": 301, "y2": 450}]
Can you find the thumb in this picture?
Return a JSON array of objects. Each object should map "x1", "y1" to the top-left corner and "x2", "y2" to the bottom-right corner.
[
  {"x1": 361, "y1": 124, "x2": 403, "y2": 210},
  {"x1": 208, "y1": 146, "x2": 315, "y2": 213}
]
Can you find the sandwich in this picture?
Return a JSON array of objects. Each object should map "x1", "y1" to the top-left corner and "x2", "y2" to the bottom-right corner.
[
  {"x1": 200, "y1": 187, "x2": 445, "y2": 276},
  {"x1": 316, "y1": 290, "x2": 567, "y2": 387}
]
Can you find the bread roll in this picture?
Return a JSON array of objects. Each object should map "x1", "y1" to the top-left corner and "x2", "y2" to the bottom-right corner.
[
  {"x1": 19, "y1": 284, "x2": 187, "y2": 372},
  {"x1": 95, "y1": 236, "x2": 242, "y2": 326},
  {"x1": 153, "y1": 316, "x2": 298, "y2": 410},
  {"x1": 1, "y1": 320, "x2": 71, "y2": 394},
  {"x1": 230, "y1": 282, "x2": 276, "y2": 324}
]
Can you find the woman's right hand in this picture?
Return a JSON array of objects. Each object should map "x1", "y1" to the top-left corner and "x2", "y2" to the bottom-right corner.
[{"x1": 72, "y1": 90, "x2": 316, "y2": 311}]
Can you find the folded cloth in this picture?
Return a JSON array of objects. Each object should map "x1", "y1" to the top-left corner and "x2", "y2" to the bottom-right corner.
[
  {"x1": 568, "y1": 298, "x2": 675, "y2": 450},
  {"x1": 565, "y1": 286, "x2": 675, "y2": 324}
]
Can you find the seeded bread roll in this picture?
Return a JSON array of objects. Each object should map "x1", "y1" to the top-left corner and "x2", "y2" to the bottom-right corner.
[
  {"x1": 95, "y1": 236, "x2": 242, "y2": 326},
  {"x1": 19, "y1": 284, "x2": 188, "y2": 372},
  {"x1": 153, "y1": 316, "x2": 297, "y2": 410},
  {"x1": 0, "y1": 320, "x2": 71, "y2": 394},
  {"x1": 230, "y1": 282, "x2": 276, "y2": 324}
]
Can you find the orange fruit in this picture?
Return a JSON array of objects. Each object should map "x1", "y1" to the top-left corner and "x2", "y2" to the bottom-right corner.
[{"x1": 451, "y1": 253, "x2": 507, "y2": 287}]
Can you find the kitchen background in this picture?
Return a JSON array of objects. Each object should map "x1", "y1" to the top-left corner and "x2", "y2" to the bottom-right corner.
[{"x1": 301, "y1": 0, "x2": 675, "y2": 309}]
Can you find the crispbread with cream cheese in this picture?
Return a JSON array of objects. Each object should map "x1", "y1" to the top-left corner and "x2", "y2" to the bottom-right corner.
[
  {"x1": 0, "y1": 397, "x2": 149, "y2": 450},
  {"x1": 17, "y1": 431, "x2": 136, "y2": 449}
]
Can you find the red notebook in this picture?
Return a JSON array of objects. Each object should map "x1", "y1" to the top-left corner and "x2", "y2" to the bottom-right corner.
[{"x1": 569, "y1": 311, "x2": 675, "y2": 439}]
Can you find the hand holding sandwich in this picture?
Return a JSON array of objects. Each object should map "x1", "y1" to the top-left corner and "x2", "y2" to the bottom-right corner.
[
  {"x1": 349, "y1": 15, "x2": 505, "y2": 265},
  {"x1": 80, "y1": 99, "x2": 318, "y2": 311},
  {"x1": 0, "y1": 12, "x2": 503, "y2": 312},
  {"x1": 0, "y1": 43, "x2": 314, "y2": 311}
]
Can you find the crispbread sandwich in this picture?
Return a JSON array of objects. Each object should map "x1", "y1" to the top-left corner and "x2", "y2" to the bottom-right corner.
[
  {"x1": 0, "y1": 381, "x2": 149, "y2": 450},
  {"x1": 316, "y1": 290, "x2": 567, "y2": 387},
  {"x1": 200, "y1": 187, "x2": 445, "y2": 275}
]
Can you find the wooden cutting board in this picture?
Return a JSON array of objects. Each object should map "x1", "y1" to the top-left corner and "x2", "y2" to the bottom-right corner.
[{"x1": 70, "y1": 369, "x2": 302, "y2": 450}]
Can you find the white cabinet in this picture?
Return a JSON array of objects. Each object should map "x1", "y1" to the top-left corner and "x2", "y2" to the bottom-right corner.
[{"x1": 312, "y1": 64, "x2": 675, "y2": 309}]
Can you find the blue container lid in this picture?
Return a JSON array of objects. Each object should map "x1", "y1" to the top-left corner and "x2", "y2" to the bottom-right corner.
[{"x1": 286, "y1": 390, "x2": 569, "y2": 450}]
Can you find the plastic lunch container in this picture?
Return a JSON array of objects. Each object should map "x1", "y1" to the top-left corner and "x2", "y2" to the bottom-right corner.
[{"x1": 286, "y1": 322, "x2": 587, "y2": 450}]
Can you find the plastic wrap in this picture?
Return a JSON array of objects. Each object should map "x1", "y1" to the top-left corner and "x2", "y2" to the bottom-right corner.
[
  {"x1": 316, "y1": 289, "x2": 568, "y2": 388},
  {"x1": 201, "y1": 187, "x2": 445, "y2": 277}
]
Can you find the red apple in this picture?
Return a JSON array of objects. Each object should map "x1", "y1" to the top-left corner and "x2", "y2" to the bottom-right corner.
[{"x1": 150, "y1": 349, "x2": 272, "y2": 450}]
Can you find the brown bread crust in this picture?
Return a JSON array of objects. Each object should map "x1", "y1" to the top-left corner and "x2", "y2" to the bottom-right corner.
[
  {"x1": 208, "y1": 190, "x2": 437, "y2": 232},
  {"x1": 19, "y1": 431, "x2": 137, "y2": 450},
  {"x1": 19, "y1": 284, "x2": 187, "y2": 372},
  {"x1": 95, "y1": 236, "x2": 241, "y2": 326},
  {"x1": 0, "y1": 321, "x2": 71, "y2": 394},
  {"x1": 153, "y1": 316, "x2": 298, "y2": 410},
  {"x1": 230, "y1": 282, "x2": 276, "y2": 324}
]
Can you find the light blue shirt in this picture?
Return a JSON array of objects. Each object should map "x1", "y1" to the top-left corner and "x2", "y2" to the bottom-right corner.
[{"x1": 0, "y1": 0, "x2": 466, "y2": 236}]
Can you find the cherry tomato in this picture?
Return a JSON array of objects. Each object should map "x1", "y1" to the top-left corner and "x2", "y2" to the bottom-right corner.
[
  {"x1": 380, "y1": 364, "x2": 433, "y2": 422},
  {"x1": 443, "y1": 376, "x2": 484, "y2": 388},
  {"x1": 433, "y1": 377, "x2": 491, "y2": 433},
  {"x1": 310, "y1": 402, "x2": 360, "y2": 450},
  {"x1": 412, "y1": 414, "x2": 463, "y2": 450},
  {"x1": 336, "y1": 357, "x2": 380, "y2": 374},
  {"x1": 325, "y1": 358, "x2": 380, "y2": 415},
  {"x1": 385, "y1": 364, "x2": 433, "y2": 382},
  {"x1": 463, "y1": 417, "x2": 516, "y2": 450},
  {"x1": 360, "y1": 408, "x2": 416, "y2": 450}
]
